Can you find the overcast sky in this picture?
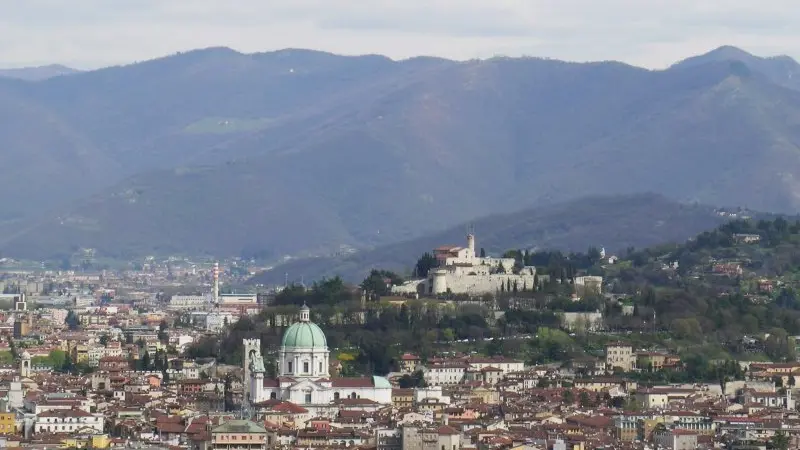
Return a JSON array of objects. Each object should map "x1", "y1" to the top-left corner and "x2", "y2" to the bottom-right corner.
[{"x1": 2, "y1": 0, "x2": 799, "y2": 69}]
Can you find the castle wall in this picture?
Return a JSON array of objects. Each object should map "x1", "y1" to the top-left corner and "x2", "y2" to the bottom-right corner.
[{"x1": 438, "y1": 274, "x2": 536, "y2": 295}]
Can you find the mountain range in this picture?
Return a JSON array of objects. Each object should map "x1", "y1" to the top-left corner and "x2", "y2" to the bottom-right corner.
[{"x1": 0, "y1": 46, "x2": 799, "y2": 262}]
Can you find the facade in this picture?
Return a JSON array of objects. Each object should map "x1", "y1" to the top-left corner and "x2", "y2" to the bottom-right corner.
[
  {"x1": 168, "y1": 295, "x2": 209, "y2": 311},
  {"x1": 34, "y1": 409, "x2": 104, "y2": 434},
  {"x1": 574, "y1": 276, "x2": 603, "y2": 296},
  {"x1": 654, "y1": 430, "x2": 698, "y2": 450},
  {"x1": 244, "y1": 305, "x2": 392, "y2": 416},
  {"x1": 392, "y1": 234, "x2": 536, "y2": 297},
  {"x1": 605, "y1": 343, "x2": 635, "y2": 372},
  {"x1": 0, "y1": 412, "x2": 15, "y2": 434},
  {"x1": 211, "y1": 420, "x2": 268, "y2": 450}
]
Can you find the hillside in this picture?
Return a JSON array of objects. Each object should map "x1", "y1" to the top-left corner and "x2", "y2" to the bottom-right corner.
[
  {"x1": 248, "y1": 194, "x2": 729, "y2": 284},
  {"x1": 2, "y1": 46, "x2": 800, "y2": 260}
]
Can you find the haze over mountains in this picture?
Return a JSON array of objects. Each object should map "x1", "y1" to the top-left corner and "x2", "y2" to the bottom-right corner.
[
  {"x1": 0, "y1": 64, "x2": 81, "y2": 81},
  {"x1": 0, "y1": 46, "x2": 799, "y2": 262},
  {"x1": 249, "y1": 194, "x2": 730, "y2": 284}
]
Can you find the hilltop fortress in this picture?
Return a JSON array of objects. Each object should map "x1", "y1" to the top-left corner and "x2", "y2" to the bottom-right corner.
[{"x1": 392, "y1": 233, "x2": 536, "y2": 297}]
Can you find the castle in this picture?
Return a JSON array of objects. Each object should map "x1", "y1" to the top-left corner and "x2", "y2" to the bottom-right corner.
[
  {"x1": 243, "y1": 304, "x2": 392, "y2": 416},
  {"x1": 392, "y1": 233, "x2": 536, "y2": 297}
]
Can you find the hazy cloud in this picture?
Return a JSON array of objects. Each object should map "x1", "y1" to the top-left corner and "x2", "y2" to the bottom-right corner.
[{"x1": 1, "y1": 0, "x2": 800, "y2": 69}]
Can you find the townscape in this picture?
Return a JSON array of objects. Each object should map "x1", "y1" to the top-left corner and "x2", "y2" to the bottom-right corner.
[
  {"x1": 0, "y1": 217, "x2": 799, "y2": 450},
  {"x1": 5, "y1": 10, "x2": 800, "y2": 450}
]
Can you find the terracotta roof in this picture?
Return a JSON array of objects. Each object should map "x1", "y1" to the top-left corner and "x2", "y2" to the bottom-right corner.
[{"x1": 331, "y1": 377, "x2": 374, "y2": 388}]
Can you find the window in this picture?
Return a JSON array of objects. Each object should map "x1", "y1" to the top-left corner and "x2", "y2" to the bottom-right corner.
[
  {"x1": 270, "y1": 392, "x2": 277, "y2": 400},
  {"x1": 304, "y1": 362, "x2": 309, "y2": 373},
  {"x1": 319, "y1": 362, "x2": 323, "y2": 372},
  {"x1": 305, "y1": 392, "x2": 312, "y2": 403},
  {"x1": 288, "y1": 362, "x2": 293, "y2": 373},
  {"x1": 334, "y1": 392, "x2": 340, "y2": 401}
]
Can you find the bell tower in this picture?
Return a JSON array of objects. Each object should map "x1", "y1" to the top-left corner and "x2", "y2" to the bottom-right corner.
[{"x1": 20, "y1": 351, "x2": 31, "y2": 378}]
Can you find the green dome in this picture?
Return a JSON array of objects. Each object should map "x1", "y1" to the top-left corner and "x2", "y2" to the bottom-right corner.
[{"x1": 281, "y1": 322, "x2": 327, "y2": 348}]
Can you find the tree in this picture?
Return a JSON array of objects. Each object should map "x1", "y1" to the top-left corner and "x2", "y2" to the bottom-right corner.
[
  {"x1": 398, "y1": 370, "x2": 427, "y2": 388},
  {"x1": 486, "y1": 338, "x2": 504, "y2": 356},
  {"x1": 223, "y1": 373, "x2": 234, "y2": 411},
  {"x1": 769, "y1": 431, "x2": 790, "y2": 450},
  {"x1": 562, "y1": 389, "x2": 574, "y2": 404},
  {"x1": 48, "y1": 350, "x2": 67, "y2": 370},
  {"x1": 158, "y1": 320, "x2": 169, "y2": 343},
  {"x1": 141, "y1": 351, "x2": 151, "y2": 371},
  {"x1": 98, "y1": 334, "x2": 109, "y2": 346},
  {"x1": 579, "y1": 391, "x2": 591, "y2": 408},
  {"x1": 361, "y1": 270, "x2": 403, "y2": 300},
  {"x1": 65, "y1": 311, "x2": 80, "y2": 331},
  {"x1": 480, "y1": 248, "x2": 486, "y2": 258},
  {"x1": 415, "y1": 253, "x2": 437, "y2": 278},
  {"x1": 587, "y1": 247, "x2": 602, "y2": 265},
  {"x1": 61, "y1": 353, "x2": 74, "y2": 373}
]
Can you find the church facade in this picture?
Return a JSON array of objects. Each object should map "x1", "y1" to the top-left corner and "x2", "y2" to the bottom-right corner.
[{"x1": 243, "y1": 305, "x2": 392, "y2": 415}]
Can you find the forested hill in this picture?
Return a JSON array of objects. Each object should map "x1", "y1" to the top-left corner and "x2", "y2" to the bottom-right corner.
[
  {"x1": 598, "y1": 217, "x2": 800, "y2": 361},
  {"x1": 190, "y1": 217, "x2": 800, "y2": 381}
]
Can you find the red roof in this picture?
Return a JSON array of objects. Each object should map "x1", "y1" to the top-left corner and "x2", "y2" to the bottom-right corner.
[{"x1": 331, "y1": 377, "x2": 373, "y2": 388}]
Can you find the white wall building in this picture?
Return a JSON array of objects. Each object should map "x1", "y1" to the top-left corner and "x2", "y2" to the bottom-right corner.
[
  {"x1": 168, "y1": 295, "x2": 210, "y2": 311},
  {"x1": 392, "y1": 234, "x2": 536, "y2": 297},
  {"x1": 34, "y1": 409, "x2": 103, "y2": 434},
  {"x1": 244, "y1": 305, "x2": 392, "y2": 416}
]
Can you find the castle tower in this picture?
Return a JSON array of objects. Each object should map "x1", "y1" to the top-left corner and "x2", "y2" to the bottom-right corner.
[
  {"x1": 467, "y1": 233, "x2": 476, "y2": 259},
  {"x1": 20, "y1": 351, "x2": 31, "y2": 378},
  {"x1": 432, "y1": 269, "x2": 448, "y2": 295}
]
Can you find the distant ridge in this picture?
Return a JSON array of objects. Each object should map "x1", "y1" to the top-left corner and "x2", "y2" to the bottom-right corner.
[
  {"x1": 247, "y1": 194, "x2": 730, "y2": 284},
  {"x1": 0, "y1": 64, "x2": 81, "y2": 81},
  {"x1": 671, "y1": 45, "x2": 800, "y2": 91}
]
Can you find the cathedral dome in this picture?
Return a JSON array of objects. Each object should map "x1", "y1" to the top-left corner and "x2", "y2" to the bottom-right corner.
[
  {"x1": 281, "y1": 322, "x2": 327, "y2": 348},
  {"x1": 281, "y1": 304, "x2": 327, "y2": 348}
]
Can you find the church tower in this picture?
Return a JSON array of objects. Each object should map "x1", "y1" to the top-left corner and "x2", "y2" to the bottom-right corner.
[{"x1": 20, "y1": 351, "x2": 31, "y2": 378}]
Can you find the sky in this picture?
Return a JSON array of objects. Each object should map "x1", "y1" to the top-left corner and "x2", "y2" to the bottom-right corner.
[{"x1": 2, "y1": 0, "x2": 800, "y2": 70}]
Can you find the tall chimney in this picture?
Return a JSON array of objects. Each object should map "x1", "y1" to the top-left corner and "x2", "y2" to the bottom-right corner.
[{"x1": 213, "y1": 262, "x2": 219, "y2": 305}]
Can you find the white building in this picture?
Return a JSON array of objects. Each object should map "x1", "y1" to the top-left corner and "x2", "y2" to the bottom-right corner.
[
  {"x1": 392, "y1": 234, "x2": 536, "y2": 297},
  {"x1": 244, "y1": 305, "x2": 392, "y2": 416},
  {"x1": 34, "y1": 409, "x2": 103, "y2": 434},
  {"x1": 169, "y1": 295, "x2": 210, "y2": 311}
]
